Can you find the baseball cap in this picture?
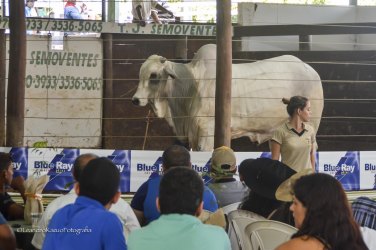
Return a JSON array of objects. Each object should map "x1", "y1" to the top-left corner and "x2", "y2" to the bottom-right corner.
[{"x1": 210, "y1": 146, "x2": 236, "y2": 175}]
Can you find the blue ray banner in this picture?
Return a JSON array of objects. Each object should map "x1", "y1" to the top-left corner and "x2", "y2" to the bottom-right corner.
[{"x1": 0, "y1": 147, "x2": 373, "y2": 192}]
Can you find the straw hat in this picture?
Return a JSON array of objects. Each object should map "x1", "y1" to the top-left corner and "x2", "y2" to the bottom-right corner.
[{"x1": 275, "y1": 168, "x2": 314, "y2": 202}]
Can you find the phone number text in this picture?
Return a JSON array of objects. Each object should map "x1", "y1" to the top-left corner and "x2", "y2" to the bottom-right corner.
[{"x1": 25, "y1": 75, "x2": 102, "y2": 91}]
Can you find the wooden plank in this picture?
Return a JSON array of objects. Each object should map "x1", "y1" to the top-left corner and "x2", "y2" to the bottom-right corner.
[
  {"x1": 234, "y1": 23, "x2": 376, "y2": 37},
  {"x1": 233, "y1": 50, "x2": 376, "y2": 62}
]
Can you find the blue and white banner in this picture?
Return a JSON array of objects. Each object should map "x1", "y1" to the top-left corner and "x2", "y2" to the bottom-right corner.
[
  {"x1": 318, "y1": 151, "x2": 360, "y2": 191},
  {"x1": 130, "y1": 150, "x2": 163, "y2": 193},
  {"x1": 0, "y1": 147, "x2": 28, "y2": 180},
  {"x1": 81, "y1": 149, "x2": 131, "y2": 193},
  {"x1": 28, "y1": 148, "x2": 79, "y2": 191},
  {"x1": 359, "y1": 151, "x2": 376, "y2": 190},
  {"x1": 0, "y1": 147, "x2": 374, "y2": 192}
]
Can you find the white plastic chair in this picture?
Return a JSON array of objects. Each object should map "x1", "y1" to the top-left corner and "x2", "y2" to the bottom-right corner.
[
  {"x1": 244, "y1": 220, "x2": 297, "y2": 250},
  {"x1": 227, "y1": 210, "x2": 265, "y2": 250},
  {"x1": 222, "y1": 202, "x2": 241, "y2": 215}
]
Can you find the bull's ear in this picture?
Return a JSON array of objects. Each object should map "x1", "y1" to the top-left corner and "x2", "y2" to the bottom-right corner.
[
  {"x1": 163, "y1": 62, "x2": 177, "y2": 79},
  {"x1": 160, "y1": 57, "x2": 167, "y2": 63}
]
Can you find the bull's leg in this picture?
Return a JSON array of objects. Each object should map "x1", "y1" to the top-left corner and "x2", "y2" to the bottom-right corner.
[
  {"x1": 187, "y1": 121, "x2": 209, "y2": 151},
  {"x1": 194, "y1": 120, "x2": 214, "y2": 151},
  {"x1": 197, "y1": 135, "x2": 214, "y2": 152}
]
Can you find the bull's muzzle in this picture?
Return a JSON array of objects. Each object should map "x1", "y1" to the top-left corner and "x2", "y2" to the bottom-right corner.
[{"x1": 131, "y1": 97, "x2": 140, "y2": 106}]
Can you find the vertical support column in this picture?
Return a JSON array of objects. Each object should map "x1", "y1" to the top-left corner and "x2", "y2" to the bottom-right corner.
[
  {"x1": 299, "y1": 35, "x2": 312, "y2": 51},
  {"x1": 102, "y1": 33, "x2": 113, "y2": 149},
  {"x1": 108, "y1": 0, "x2": 118, "y2": 23},
  {"x1": 102, "y1": 0, "x2": 106, "y2": 22},
  {"x1": 6, "y1": 0, "x2": 26, "y2": 147},
  {"x1": 215, "y1": 0, "x2": 232, "y2": 149},
  {"x1": 0, "y1": 29, "x2": 5, "y2": 146},
  {"x1": 175, "y1": 36, "x2": 188, "y2": 61}
]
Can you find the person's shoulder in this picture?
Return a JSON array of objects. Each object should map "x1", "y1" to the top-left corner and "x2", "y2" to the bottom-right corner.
[
  {"x1": 196, "y1": 223, "x2": 230, "y2": 247},
  {"x1": 272, "y1": 122, "x2": 288, "y2": 136},
  {"x1": 199, "y1": 222, "x2": 227, "y2": 236},
  {"x1": 276, "y1": 236, "x2": 324, "y2": 250},
  {"x1": 127, "y1": 226, "x2": 147, "y2": 247},
  {"x1": 111, "y1": 197, "x2": 129, "y2": 208},
  {"x1": 51, "y1": 202, "x2": 74, "y2": 217},
  {"x1": 46, "y1": 193, "x2": 76, "y2": 212},
  {"x1": 110, "y1": 197, "x2": 132, "y2": 215},
  {"x1": 0, "y1": 213, "x2": 6, "y2": 224},
  {"x1": 48, "y1": 203, "x2": 74, "y2": 227},
  {"x1": 304, "y1": 123, "x2": 316, "y2": 132},
  {"x1": 102, "y1": 209, "x2": 123, "y2": 221}
]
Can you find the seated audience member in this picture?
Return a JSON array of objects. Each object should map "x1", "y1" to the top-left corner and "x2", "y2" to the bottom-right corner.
[
  {"x1": 0, "y1": 152, "x2": 25, "y2": 220},
  {"x1": 131, "y1": 145, "x2": 218, "y2": 225},
  {"x1": 42, "y1": 158, "x2": 127, "y2": 250},
  {"x1": 207, "y1": 146, "x2": 248, "y2": 207},
  {"x1": 132, "y1": 0, "x2": 174, "y2": 27},
  {"x1": 352, "y1": 196, "x2": 376, "y2": 230},
  {"x1": 25, "y1": 0, "x2": 37, "y2": 17},
  {"x1": 32, "y1": 154, "x2": 139, "y2": 249},
  {"x1": 0, "y1": 213, "x2": 16, "y2": 250},
  {"x1": 238, "y1": 158, "x2": 295, "y2": 218},
  {"x1": 64, "y1": 0, "x2": 82, "y2": 19},
  {"x1": 128, "y1": 167, "x2": 230, "y2": 250},
  {"x1": 276, "y1": 173, "x2": 368, "y2": 250}
]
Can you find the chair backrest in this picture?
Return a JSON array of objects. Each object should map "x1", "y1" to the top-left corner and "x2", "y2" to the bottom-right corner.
[
  {"x1": 198, "y1": 209, "x2": 226, "y2": 229},
  {"x1": 222, "y1": 202, "x2": 241, "y2": 215},
  {"x1": 244, "y1": 220, "x2": 297, "y2": 250},
  {"x1": 227, "y1": 210, "x2": 265, "y2": 250}
]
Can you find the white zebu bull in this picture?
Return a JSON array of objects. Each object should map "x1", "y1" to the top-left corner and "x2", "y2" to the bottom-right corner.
[{"x1": 132, "y1": 44, "x2": 324, "y2": 151}]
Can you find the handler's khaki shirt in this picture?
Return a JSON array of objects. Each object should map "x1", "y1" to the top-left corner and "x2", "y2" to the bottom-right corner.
[{"x1": 271, "y1": 122, "x2": 316, "y2": 172}]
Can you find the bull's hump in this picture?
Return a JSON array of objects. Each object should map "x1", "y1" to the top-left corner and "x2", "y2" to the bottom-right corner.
[{"x1": 266, "y1": 55, "x2": 301, "y2": 62}]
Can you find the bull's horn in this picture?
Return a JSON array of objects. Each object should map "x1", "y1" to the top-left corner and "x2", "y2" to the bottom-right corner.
[{"x1": 160, "y1": 57, "x2": 167, "y2": 63}]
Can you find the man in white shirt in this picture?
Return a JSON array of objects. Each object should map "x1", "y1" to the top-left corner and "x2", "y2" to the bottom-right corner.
[
  {"x1": 31, "y1": 153, "x2": 140, "y2": 249},
  {"x1": 25, "y1": 0, "x2": 37, "y2": 17},
  {"x1": 132, "y1": 0, "x2": 174, "y2": 27}
]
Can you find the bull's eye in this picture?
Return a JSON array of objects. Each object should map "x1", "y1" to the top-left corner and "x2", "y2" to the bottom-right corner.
[{"x1": 149, "y1": 73, "x2": 159, "y2": 85}]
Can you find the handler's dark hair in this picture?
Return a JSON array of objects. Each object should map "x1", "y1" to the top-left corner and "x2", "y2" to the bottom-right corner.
[
  {"x1": 79, "y1": 157, "x2": 120, "y2": 206},
  {"x1": 159, "y1": 167, "x2": 203, "y2": 215},
  {"x1": 0, "y1": 153, "x2": 13, "y2": 172},
  {"x1": 72, "y1": 153, "x2": 98, "y2": 182},
  {"x1": 282, "y1": 96, "x2": 308, "y2": 117},
  {"x1": 292, "y1": 173, "x2": 367, "y2": 250},
  {"x1": 162, "y1": 145, "x2": 191, "y2": 170}
]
